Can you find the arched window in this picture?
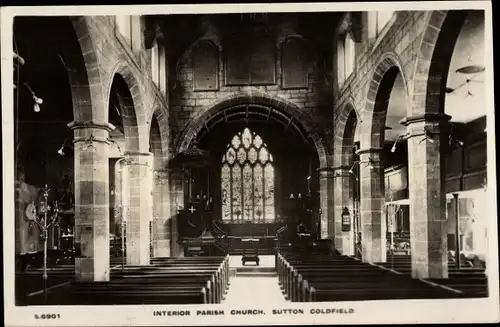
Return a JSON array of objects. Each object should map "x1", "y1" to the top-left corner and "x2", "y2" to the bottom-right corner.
[
  {"x1": 115, "y1": 15, "x2": 141, "y2": 51},
  {"x1": 116, "y1": 15, "x2": 132, "y2": 42},
  {"x1": 151, "y1": 39, "x2": 167, "y2": 95},
  {"x1": 336, "y1": 38, "x2": 345, "y2": 87},
  {"x1": 151, "y1": 40, "x2": 159, "y2": 86},
  {"x1": 368, "y1": 11, "x2": 395, "y2": 39},
  {"x1": 376, "y1": 11, "x2": 395, "y2": 35},
  {"x1": 221, "y1": 128, "x2": 275, "y2": 223},
  {"x1": 344, "y1": 32, "x2": 356, "y2": 79}
]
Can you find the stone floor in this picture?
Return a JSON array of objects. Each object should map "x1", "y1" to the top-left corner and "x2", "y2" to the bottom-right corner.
[{"x1": 223, "y1": 255, "x2": 287, "y2": 305}]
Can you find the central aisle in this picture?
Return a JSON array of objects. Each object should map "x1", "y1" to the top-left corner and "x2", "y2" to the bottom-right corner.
[{"x1": 222, "y1": 255, "x2": 288, "y2": 305}]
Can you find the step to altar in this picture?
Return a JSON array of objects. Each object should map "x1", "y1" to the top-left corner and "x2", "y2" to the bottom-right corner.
[{"x1": 235, "y1": 266, "x2": 276, "y2": 277}]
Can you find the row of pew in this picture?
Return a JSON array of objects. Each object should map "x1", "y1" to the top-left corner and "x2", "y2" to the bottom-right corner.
[
  {"x1": 379, "y1": 255, "x2": 488, "y2": 298},
  {"x1": 276, "y1": 253, "x2": 464, "y2": 302},
  {"x1": 18, "y1": 255, "x2": 230, "y2": 305}
]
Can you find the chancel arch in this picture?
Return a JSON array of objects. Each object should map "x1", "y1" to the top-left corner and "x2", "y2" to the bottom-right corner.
[{"x1": 12, "y1": 10, "x2": 493, "y2": 310}]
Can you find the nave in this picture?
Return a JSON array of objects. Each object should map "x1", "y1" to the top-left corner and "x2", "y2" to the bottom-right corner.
[
  {"x1": 11, "y1": 9, "x2": 493, "y2": 310},
  {"x1": 18, "y1": 247, "x2": 487, "y2": 306}
]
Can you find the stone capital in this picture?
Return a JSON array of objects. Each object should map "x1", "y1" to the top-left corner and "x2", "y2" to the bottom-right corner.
[
  {"x1": 154, "y1": 169, "x2": 171, "y2": 177},
  {"x1": 400, "y1": 113, "x2": 451, "y2": 126},
  {"x1": 67, "y1": 120, "x2": 116, "y2": 132},
  {"x1": 124, "y1": 152, "x2": 154, "y2": 166},
  {"x1": 317, "y1": 167, "x2": 335, "y2": 178},
  {"x1": 125, "y1": 151, "x2": 154, "y2": 158},
  {"x1": 332, "y1": 165, "x2": 351, "y2": 172}
]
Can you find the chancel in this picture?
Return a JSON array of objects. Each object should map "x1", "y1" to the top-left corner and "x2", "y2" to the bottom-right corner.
[{"x1": 12, "y1": 9, "x2": 491, "y2": 307}]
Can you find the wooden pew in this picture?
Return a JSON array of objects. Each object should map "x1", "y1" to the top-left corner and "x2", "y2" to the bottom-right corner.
[
  {"x1": 380, "y1": 255, "x2": 488, "y2": 298},
  {"x1": 71, "y1": 282, "x2": 208, "y2": 305},
  {"x1": 21, "y1": 255, "x2": 230, "y2": 305},
  {"x1": 277, "y1": 253, "x2": 461, "y2": 302}
]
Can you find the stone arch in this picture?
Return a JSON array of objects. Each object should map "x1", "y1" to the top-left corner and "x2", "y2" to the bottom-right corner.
[
  {"x1": 107, "y1": 61, "x2": 149, "y2": 153},
  {"x1": 61, "y1": 17, "x2": 104, "y2": 122},
  {"x1": 361, "y1": 52, "x2": 409, "y2": 150},
  {"x1": 334, "y1": 100, "x2": 361, "y2": 168},
  {"x1": 410, "y1": 10, "x2": 468, "y2": 116},
  {"x1": 175, "y1": 91, "x2": 330, "y2": 168},
  {"x1": 149, "y1": 108, "x2": 169, "y2": 170}
]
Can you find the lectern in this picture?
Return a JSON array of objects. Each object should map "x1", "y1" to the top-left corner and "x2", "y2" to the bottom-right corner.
[{"x1": 241, "y1": 238, "x2": 260, "y2": 265}]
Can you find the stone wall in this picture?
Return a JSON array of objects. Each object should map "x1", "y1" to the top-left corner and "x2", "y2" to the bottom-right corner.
[
  {"x1": 73, "y1": 16, "x2": 169, "y2": 157},
  {"x1": 168, "y1": 17, "x2": 334, "y2": 157},
  {"x1": 333, "y1": 11, "x2": 431, "y2": 138}
]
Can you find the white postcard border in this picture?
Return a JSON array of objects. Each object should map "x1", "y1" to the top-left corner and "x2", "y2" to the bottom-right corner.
[{"x1": 2, "y1": 1, "x2": 498, "y2": 326}]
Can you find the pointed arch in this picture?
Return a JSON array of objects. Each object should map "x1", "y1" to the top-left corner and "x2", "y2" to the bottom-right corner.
[{"x1": 221, "y1": 127, "x2": 275, "y2": 223}]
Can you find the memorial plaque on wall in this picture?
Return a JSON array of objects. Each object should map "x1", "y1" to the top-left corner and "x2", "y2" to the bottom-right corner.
[
  {"x1": 225, "y1": 35, "x2": 276, "y2": 85},
  {"x1": 249, "y1": 37, "x2": 276, "y2": 85},
  {"x1": 193, "y1": 41, "x2": 219, "y2": 91},
  {"x1": 281, "y1": 38, "x2": 310, "y2": 89},
  {"x1": 225, "y1": 36, "x2": 250, "y2": 85}
]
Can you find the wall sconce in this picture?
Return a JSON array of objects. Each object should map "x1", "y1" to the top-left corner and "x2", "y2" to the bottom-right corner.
[
  {"x1": 57, "y1": 140, "x2": 72, "y2": 156},
  {"x1": 349, "y1": 158, "x2": 375, "y2": 173},
  {"x1": 448, "y1": 123, "x2": 464, "y2": 148},
  {"x1": 418, "y1": 127, "x2": 437, "y2": 144},
  {"x1": 390, "y1": 133, "x2": 410, "y2": 153},
  {"x1": 23, "y1": 83, "x2": 43, "y2": 113}
]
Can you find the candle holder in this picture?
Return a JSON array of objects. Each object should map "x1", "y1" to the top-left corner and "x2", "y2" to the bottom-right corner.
[{"x1": 31, "y1": 184, "x2": 61, "y2": 303}]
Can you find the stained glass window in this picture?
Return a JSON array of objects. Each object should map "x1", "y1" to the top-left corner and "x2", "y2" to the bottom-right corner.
[{"x1": 221, "y1": 128, "x2": 275, "y2": 223}]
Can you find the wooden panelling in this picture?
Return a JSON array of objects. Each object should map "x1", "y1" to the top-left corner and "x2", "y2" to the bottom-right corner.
[
  {"x1": 249, "y1": 37, "x2": 276, "y2": 85},
  {"x1": 464, "y1": 140, "x2": 487, "y2": 172},
  {"x1": 463, "y1": 169, "x2": 486, "y2": 191},
  {"x1": 446, "y1": 146, "x2": 463, "y2": 177},
  {"x1": 192, "y1": 41, "x2": 219, "y2": 91},
  {"x1": 224, "y1": 35, "x2": 276, "y2": 86},
  {"x1": 281, "y1": 38, "x2": 310, "y2": 89},
  {"x1": 224, "y1": 36, "x2": 249, "y2": 86}
]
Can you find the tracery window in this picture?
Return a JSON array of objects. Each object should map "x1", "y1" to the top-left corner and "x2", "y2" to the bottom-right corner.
[{"x1": 221, "y1": 128, "x2": 275, "y2": 223}]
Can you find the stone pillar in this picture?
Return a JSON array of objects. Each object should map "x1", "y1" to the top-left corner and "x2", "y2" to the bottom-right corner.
[
  {"x1": 68, "y1": 121, "x2": 114, "y2": 282},
  {"x1": 317, "y1": 167, "x2": 335, "y2": 240},
  {"x1": 402, "y1": 113, "x2": 450, "y2": 279},
  {"x1": 357, "y1": 147, "x2": 386, "y2": 263},
  {"x1": 169, "y1": 169, "x2": 185, "y2": 257},
  {"x1": 333, "y1": 167, "x2": 355, "y2": 256},
  {"x1": 124, "y1": 152, "x2": 153, "y2": 265},
  {"x1": 152, "y1": 169, "x2": 171, "y2": 257}
]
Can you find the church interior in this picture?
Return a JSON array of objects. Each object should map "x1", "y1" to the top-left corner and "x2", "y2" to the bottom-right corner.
[{"x1": 12, "y1": 10, "x2": 490, "y2": 305}]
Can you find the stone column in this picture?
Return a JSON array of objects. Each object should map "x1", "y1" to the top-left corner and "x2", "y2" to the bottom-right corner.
[
  {"x1": 402, "y1": 113, "x2": 450, "y2": 279},
  {"x1": 152, "y1": 169, "x2": 171, "y2": 257},
  {"x1": 169, "y1": 169, "x2": 185, "y2": 257},
  {"x1": 68, "y1": 121, "x2": 114, "y2": 282},
  {"x1": 317, "y1": 167, "x2": 335, "y2": 240},
  {"x1": 333, "y1": 167, "x2": 355, "y2": 256},
  {"x1": 357, "y1": 147, "x2": 386, "y2": 263},
  {"x1": 124, "y1": 152, "x2": 153, "y2": 265}
]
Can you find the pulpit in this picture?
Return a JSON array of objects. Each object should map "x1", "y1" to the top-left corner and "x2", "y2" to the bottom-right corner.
[{"x1": 241, "y1": 238, "x2": 260, "y2": 265}]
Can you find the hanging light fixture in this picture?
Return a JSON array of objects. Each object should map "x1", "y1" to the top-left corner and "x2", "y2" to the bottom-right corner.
[
  {"x1": 33, "y1": 94, "x2": 43, "y2": 112},
  {"x1": 57, "y1": 145, "x2": 65, "y2": 156},
  {"x1": 23, "y1": 83, "x2": 43, "y2": 113}
]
